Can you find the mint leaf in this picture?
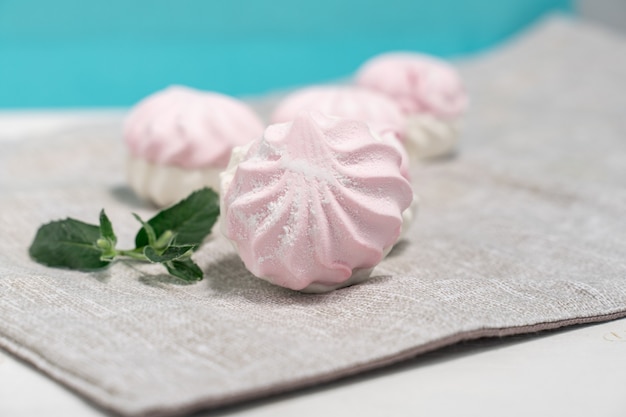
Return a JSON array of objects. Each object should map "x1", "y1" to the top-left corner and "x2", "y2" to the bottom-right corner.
[
  {"x1": 97, "y1": 209, "x2": 117, "y2": 260},
  {"x1": 135, "y1": 188, "x2": 219, "y2": 248},
  {"x1": 143, "y1": 245, "x2": 196, "y2": 263},
  {"x1": 29, "y1": 218, "x2": 109, "y2": 270},
  {"x1": 99, "y1": 209, "x2": 116, "y2": 244},
  {"x1": 165, "y1": 258, "x2": 203, "y2": 281},
  {"x1": 132, "y1": 213, "x2": 157, "y2": 246}
]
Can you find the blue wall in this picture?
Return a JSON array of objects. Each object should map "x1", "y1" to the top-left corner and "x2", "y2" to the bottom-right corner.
[{"x1": 0, "y1": 0, "x2": 572, "y2": 108}]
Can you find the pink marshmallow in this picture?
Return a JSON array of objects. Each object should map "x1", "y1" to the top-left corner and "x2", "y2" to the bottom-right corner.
[
  {"x1": 221, "y1": 112, "x2": 413, "y2": 292},
  {"x1": 356, "y1": 52, "x2": 468, "y2": 119},
  {"x1": 124, "y1": 85, "x2": 264, "y2": 170}
]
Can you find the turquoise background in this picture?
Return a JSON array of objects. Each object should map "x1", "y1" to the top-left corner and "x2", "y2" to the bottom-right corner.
[{"x1": 0, "y1": 0, "x2": 572, "y2": 108}]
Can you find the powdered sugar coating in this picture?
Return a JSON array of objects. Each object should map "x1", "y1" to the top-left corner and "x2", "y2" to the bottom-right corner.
[
  {"x1": 221, "y1": 112, "x2": 413, "y2": 292},
  {"x1": 356, "y1": 53, "x2": 468, "y2": 119},
  {"x1": 272, "y1": 85, "x2": 410, "y2": 180},
  {"x1": 124, "y1": 85, "x2": 264, "y2": 169}
]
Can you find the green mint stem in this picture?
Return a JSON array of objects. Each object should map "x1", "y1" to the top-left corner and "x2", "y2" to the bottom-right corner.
[
  {"x1": 116, "y1": 248, "x2": 149, "y2": 261},
  {"x1": 153, "y1": 230, "x2": 175, "y2": 250}
]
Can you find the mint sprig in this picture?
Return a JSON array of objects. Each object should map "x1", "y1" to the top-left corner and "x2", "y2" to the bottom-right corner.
[{"x1": 29, "y1": 188, "x2": 219, "y2": 282}]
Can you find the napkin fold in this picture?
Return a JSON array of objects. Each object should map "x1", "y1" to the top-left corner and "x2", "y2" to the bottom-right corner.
[{"x1": 1, "y1": 15, "x2": 626, "y2": 417}]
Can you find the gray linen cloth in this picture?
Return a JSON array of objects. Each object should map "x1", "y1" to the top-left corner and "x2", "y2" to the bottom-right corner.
[{"x1": 1, "y1": 16, "x2": 626, "y2": 417}]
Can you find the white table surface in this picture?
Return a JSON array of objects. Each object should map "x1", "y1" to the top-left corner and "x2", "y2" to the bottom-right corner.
[{"x1": 1, "y1": 112, "x2": 625, "y2": 417}]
